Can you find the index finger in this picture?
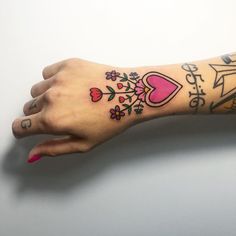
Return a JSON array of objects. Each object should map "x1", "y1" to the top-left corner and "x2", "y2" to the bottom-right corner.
[
  {"x1": 42, "y1": 60, "x2": 65, "y2": 80},
  {"x1": 12, "y1": 113, "x2": 44, "y2": 138}
]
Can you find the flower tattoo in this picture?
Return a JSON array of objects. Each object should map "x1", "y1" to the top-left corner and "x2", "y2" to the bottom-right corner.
[
  {"x1": 89, "y1": 70, "x2": 183, "y2": 120},
  {"x1": 105, "y1": 70, "x2": 120, "y2": 81},
  {"x1": 90, "y1": 88, "x2": 103, "y2": 102},
  {"x1": 110, "y1": 105, "x2": 125, "y2": 120},
  {"x1": 134, "y1": 79, "x2": 149, "y2": 102}
]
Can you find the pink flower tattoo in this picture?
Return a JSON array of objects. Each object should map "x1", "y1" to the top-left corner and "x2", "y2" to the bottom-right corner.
[
  {"x1": 134, "y1": 79, "x2": 149, "y2": 102},
  {"x1": 89, "y1": 71, "x2": 182, "y2": 120}
]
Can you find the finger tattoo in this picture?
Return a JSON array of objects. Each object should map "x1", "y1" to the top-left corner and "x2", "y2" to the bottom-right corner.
[
  {"x1": 29, "y1": 99, "x2": 37, "y2": 110},
  {"x1": 21, "y1": 119, "x2": 32, "y2": 129}
]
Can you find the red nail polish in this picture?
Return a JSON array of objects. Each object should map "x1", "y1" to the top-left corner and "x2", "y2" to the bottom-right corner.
[{"x1": 28, "y1": 154, "x2": 42, "y2": 163}]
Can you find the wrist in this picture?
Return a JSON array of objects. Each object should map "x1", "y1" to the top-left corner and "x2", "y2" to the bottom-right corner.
[
  {"x1": 119, "y1": 65, "x2": 188, "y2": 124},
  {"x1": 91, "y1": 63, "x2": 189, "y2": 125}
]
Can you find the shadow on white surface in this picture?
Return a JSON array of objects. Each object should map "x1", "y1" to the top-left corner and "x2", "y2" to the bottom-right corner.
[{"x1": 2, "y1": 115, "x2": 236, "y2": 195}]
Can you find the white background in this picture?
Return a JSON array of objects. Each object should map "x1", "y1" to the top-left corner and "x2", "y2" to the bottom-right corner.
[{"x1": 1, "y1": 0, "x2": 236, "y2": 235}]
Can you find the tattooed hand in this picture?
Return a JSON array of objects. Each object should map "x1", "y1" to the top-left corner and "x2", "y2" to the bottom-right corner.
[
  {"x1": 12, "y1": 57, "x2": 185, "y2": 163},
  {"x1": 12, "y1": 59, "x2": 141, "y2": 162}
]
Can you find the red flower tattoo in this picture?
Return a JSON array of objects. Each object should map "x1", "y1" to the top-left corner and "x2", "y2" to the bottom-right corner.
[{"x1": 90, "y1": 88, "x2": 103, "y2": 102}]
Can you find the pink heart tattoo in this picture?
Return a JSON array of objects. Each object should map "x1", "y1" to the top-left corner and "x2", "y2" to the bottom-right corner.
[
  {"x1": 90, "y1": 70, "x2": 182, "y2": 120},
  {"x1": 140, "y1": 72, "x2": 182, "y2": 107}
]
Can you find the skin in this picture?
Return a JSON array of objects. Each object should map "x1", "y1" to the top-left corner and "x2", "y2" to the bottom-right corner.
[{"x1": 11, "y1": 54, "x2": 236, "y2": 163}]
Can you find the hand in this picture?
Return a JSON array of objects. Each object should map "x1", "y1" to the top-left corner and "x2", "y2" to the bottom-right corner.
[{"x1": 12, "y1": 59, "x2": 135, "y2": 163}]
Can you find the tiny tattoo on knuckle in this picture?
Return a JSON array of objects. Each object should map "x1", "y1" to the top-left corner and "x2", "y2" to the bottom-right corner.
[
  {"x1": 89, "y1": 70, "x2": 182, "y2": 120},
  {"x1": 21, "y1": 119, "x2": 31, "y2": 129},
  {"x1": 29, "y1": 99, "x2": 37, "y2": 110}
]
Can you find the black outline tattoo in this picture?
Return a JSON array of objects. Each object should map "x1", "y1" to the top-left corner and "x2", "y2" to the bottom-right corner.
[
  {"x1": 181, "y1": 63, "x2": 206, "y2": 113},
  {"x1": 209, "y1": 56, "x2": 236, "y2": 113},
  {"x1": 29, "y1": 98, "x2": 37, "y2": 110},
  {"x1": 210, "y1": 92, "x2": 236, "y2": 113},
  {"x1": 21, "y1": 119, "x2": 31, "y2": 129},
  {"x1": 209, "y1": 64, "x2": 236, "y2": 97}
]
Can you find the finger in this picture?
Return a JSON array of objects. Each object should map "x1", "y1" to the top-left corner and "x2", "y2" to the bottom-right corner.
[
  {"x1": 23, "y1": 95, "x2": 44, "y2": 116},
  {"x1": 31, "y1": 76, "x2": 55, "y2": 98},
  {"x1": 42, "y1": 60, "x2": 65, "y2": 80},
  {"x1": 12, "y1": 113, "x2": 43, "y2": 138},
  {"x1": 27, "y1": 136, "x2": 88, "y2": 163}
]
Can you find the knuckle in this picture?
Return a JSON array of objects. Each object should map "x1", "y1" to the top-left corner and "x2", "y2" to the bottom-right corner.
[
  {"x1": 12, "y1": 119, "x2": 19, "y2": 138},
  {"x1": 11, "y1": 120, "x2": 16, "y2": 132},
  {"x1": 30, "y1": 85, "x2": 37, "y2": 97},
  {"x1": 79, "y1": 143, "x2": 93, "y2": 153},
  {"x1": 46, "y1": 149, "x2": 57, "y2": 157},
  {"x1": 63, "y1": 58, "x2": 79, "y2": 68},
  {"x1": 42, "y1": 66, "x2": 48, "y2": 78},
  {"x1": 54, "y1": 72, "x2": 66, "y2": 84},
  {"x1": 41, "y1": 110, "x2": 64, "y2": 131},
  {"x1": 41, "y1": 112, "x2": 56, "y2": 129},
  {"x1": 12, "y1": 119, "x2": 18, "y2": 131},
  {"x1": 43, "y1": 89, "x2": 60, "y2": 103},
  {"x1": 43, "y1": 91, "x2": 53, "y2": 102},
  {"x1": 23, "y1": 103, "x2": 28, "y2": 114}
]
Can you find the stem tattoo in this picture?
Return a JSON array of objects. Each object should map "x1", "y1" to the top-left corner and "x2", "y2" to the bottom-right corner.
[{"x1": 89, "y1": 70, "x2": 182, "y2": 120}]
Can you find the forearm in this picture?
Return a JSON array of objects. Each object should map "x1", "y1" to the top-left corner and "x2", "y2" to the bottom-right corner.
[{"x1": 120, "y1": 53, "x2": 236, "y2": 123}]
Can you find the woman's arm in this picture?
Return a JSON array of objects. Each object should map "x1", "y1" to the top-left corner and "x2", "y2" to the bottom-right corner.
[
  {"x1": 12, "y1": 53, "x2": 236, "y2": 163},
  {"x1": 143, "y1": 53, "x2": 236, "y2": 117}
]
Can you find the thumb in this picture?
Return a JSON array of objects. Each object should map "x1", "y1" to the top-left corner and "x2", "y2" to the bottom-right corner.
[{"x1": 28, "y1": 136, "x2": 84, "y2": 163}]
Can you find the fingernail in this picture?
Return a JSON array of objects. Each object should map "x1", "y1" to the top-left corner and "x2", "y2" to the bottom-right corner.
[{"x1": 27, "y1": 154, "x2": 42, "y2": 163}]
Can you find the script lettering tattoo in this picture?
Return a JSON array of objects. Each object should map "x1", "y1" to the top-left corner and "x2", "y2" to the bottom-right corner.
[
  {"x1": 21, "y1": 119, "x2": 31, "y2": 129},
  {"x1": 89, "y1": 70, "x2": 182, "y2": 120},
  {"x1": 29, "y1": 99, "x2": 37, "y2": 110},
  {"x1": 181, "y1": 63, "x2": 206, "y2": 113},
  {"x1": 210, "y1": 55, "x2": 236, "y2": 113}
]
